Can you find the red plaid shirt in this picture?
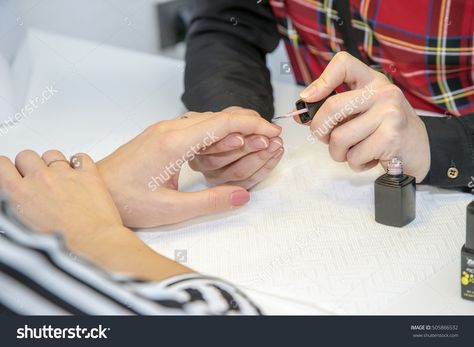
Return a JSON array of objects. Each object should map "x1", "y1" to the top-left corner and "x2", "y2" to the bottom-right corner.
[{"x1": 269, "y1": 0, "x2": 474, "y2": 116}]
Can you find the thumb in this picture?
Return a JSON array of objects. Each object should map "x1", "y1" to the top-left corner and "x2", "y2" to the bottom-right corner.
[
  {"x1": 165, "y1": 186, "x2": 250, "y2": 222},
  {"x1": 300, "y1": 51, "x2": 376, "y2": 102}
]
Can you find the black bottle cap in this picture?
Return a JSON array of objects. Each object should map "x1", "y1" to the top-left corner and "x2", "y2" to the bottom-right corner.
[
  {"x1": 295, "y1": 91, "x2": 337, "y2": 123},
  {"x1": 466, "y1": 201, "x2": 474, "y2": 249}
]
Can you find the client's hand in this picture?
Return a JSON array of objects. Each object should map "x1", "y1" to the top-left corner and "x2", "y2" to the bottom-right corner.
[
  {"x1": 188, "y1": 107, "x2": 284, "y2": 189},
  {"x1": 98, "y1": 111, "x2": 283, "y2": 228},
  {"x1": 0, "y1": 150, "x2": 193, "y2": 281},
  {"x1": 0, "y1": 151, "x2": 122, "y2": 246}
]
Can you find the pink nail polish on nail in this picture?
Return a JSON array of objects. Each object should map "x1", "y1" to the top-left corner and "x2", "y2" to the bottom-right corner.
[{"x1": 231, "y1": 190, "x2": 250, "y2": 206}]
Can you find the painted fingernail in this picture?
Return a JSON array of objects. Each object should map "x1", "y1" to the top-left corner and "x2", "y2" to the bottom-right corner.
[
  {"x1": 268, "y1": 140, "x2": 282, "y2": 153},
  {"x1": 300, "y1": 85, "x2": 318, "y2": 99},
  {"x1": 249, "y1": 136, "x2": 268, "y2": 150},
  {"x1": 225, "y1": 134, "x2": 244, "y2": 148},
  {"x1": 231, "y1": 190, "x2": 250, "y2": 206}
]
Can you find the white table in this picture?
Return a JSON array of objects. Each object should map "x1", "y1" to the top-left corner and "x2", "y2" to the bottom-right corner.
[{"x1": 2, "y1": 30, "x2": 473, "y2": 315}]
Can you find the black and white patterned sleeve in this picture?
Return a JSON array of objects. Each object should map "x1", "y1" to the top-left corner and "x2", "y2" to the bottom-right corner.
[{"x1": 0, "y1": 197, "x2": 261, "y2": 315}]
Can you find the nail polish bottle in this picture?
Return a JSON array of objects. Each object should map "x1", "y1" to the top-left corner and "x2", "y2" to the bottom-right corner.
[
  {"x1": 295, "y1": 91, "x2": 337, "y2": 123},
  {"x1": 461, "y1": 201, "x2": 474, "y2": 301},
  {"x1": 374, "y1": 157, "x2": 416, "y2": 227}
]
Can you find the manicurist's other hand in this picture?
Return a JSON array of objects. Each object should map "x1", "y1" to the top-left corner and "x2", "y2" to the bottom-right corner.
[
  {"x1": 298, "y1": 51, "x2": 430, "y2": 182},
  {"x1": 188, "y1": 107, "x2": 284, "y2": 189},
  {"x1": 98, "y1": 110, "x2": 283, "y2": 228}
]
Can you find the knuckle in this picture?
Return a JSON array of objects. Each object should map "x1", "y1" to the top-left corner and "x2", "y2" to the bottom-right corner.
[
  {"x1": 346, "y1": 151, "x2": 362, "y2": 170},
  {"x1": 246, "y1": 109, "x2": 260, "y2": 118},
  {"x1": 334, "y1": 51, "x2": 351, "y2": 63},
  {"x1": 4, "y1": 178, "x2": 19, "y2": 192},
  {"x1": 329, "y1": 128, "x2": 345, "y2": 147},
  {"x1": 232, "y1": 167, "x2": 249, "y2": 180},
  {"x1": 385, "y1": 105, "x2": 401, "y2": 118},
  {"x1": 381, "y1": 130, "x2": 400, "y2": 149},
  {"x1": 373, "y1": 71, "x2": 389, "y2": 84},
  {"x1": 322, "y1": 96, "x2": 339, "y2": 113},
  {"x1": 328, "y1": 145, "x2": 341, "y2": 162},
  {"x1": 348, "y1": 162, "x2": 364, "y2": 172},
  {"x1": 346, "y1": 149, "x2": 356, "y2": 164},
  {"x1": 204, "y1": 155, "x2": 223, "y2": 169},
  {"x1": 216, "y1": 112, "x2": 232, "y2": 123},
  {"x1": 31, "y1": 167, "x2": 51, "y2": 181},
  {"x1": 382, "y1": 84, "x2": 404, "y2": 101},
  {"x1": 147, "y1": 120, "x2": 170, "y2": 134},
  {"x1": 157, "y1": 132, "x2": 178, "y2": 152},
  {"x1": 206, "y1": 190, "x2": 220, "y2": 211},
  {"x1": 257, "y1": 150, "x2": 272, "y2": 160}
]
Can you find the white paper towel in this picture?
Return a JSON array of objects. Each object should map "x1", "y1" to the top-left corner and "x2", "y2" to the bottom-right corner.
[{"x1": 137, "y1": 120, "x2": 473, "y2": 314}]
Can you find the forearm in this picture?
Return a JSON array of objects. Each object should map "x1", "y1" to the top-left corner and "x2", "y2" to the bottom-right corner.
[
  {"x1": 183, "y1": 0, "x2": 279, "y2": 120},
  {"x1": 66, "y1": 225, "x2": 194, "y2": 282}
]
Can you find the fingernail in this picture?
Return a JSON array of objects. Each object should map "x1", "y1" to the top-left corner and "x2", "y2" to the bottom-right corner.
[
  {"x1": 271, "y1": 123, "x2": 282, "y2": 131},
  {"x1": 249, "y1": 136, "x2": 268, "y2": 150},
  {"x1": 275, "y1": 147, "x2": 284, "y2": 158},
  {"x1": 300, "y1": 85, "x2": 318, "y2": 99},
  {"x1": 231, "y1": 190, "x2": 250, "y2": 206},
  {"x1": 268, "y1": 139, "x2": 282, "y2": 153},
  {"x1": 225, "y1": 134, "x2": 244, "y2": 148}
]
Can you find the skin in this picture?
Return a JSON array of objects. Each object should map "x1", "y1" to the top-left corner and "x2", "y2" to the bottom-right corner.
[
  {"x1": 0, "y1": 112, "x2": 283, "y2": 279},
  {"x1": 297, "y1": 51, "x2": 431, "y2": 183},
  {"x1": 97, "y1": 110, "x2": 283, "y2": 228},
  {"x1": 0, "y1": 151, "x2": 192, "y2": 282},
  {"x1": 188, "y1": 106, "x2": 285, "y2": 189}
]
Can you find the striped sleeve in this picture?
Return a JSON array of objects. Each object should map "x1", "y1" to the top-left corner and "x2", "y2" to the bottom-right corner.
[{"x1": 0, "y1": 197, "x2": 261, "y2": 315}]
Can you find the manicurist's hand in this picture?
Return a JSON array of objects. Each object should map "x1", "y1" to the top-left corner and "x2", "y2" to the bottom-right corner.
[
  {"x1": 298, "y1": 52, "x2": 430, "y2": 182},
  {"x1": 98, "y1": 111, "x2": 283, "y2": 228},
  {"x1": 188, "y1": 107, "x2": 284, "y2": 189},
  {"x1": 0, "y1": 151, "x2": 193, "y2": 281}
]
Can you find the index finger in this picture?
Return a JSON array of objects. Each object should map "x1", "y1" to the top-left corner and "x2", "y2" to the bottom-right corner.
[
  {"x1": 174, "y1": 113, "x2": 282, "y2": 151},
  {"x1": 199, "y1": 133, "x2": 245, "y2": 155},
  {"x1": 300, "y1": 51, "x2": 384, "y2": 102}
]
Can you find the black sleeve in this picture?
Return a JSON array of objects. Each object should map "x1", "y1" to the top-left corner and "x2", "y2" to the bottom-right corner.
[
  {"x1": 182, "y1": 0, "x2": 280, "y2": 121},
  {"x1": 420, "y1": 114, "x2": 474, "y2": 190}
]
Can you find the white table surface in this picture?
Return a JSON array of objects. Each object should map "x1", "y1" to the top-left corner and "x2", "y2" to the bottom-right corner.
[{"x1": 2, "y1": 30, "x2": 473, "y2": 315}]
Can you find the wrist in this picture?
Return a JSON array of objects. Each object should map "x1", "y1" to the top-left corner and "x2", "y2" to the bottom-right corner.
[
  {"x1": 64, "y1": 224, "x2": 130, "y2": 256},
  {"x1": 415, "y1": 118, "x2": 431, "y2": 183},
  {"x1": 97, "y1": 158, "x2": 130, "y2": 219},
  {"x1": 67, "y1": 224, "x2": 194, "y2": 281}
]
